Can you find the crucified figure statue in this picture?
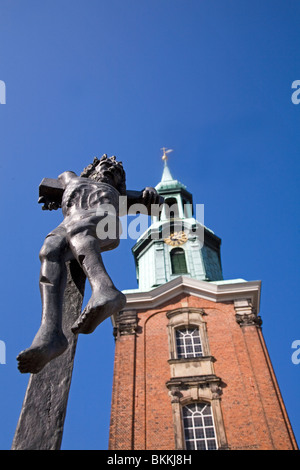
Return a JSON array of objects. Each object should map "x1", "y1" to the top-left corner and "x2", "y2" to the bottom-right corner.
[{"x1": 17, "y1": 155, "x2": 160, "y2": 374}]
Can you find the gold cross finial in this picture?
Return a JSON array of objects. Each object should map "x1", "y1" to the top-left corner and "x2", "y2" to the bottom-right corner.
[{"x1": 161, "y1": 147, "x2": 173, "y2": 161}]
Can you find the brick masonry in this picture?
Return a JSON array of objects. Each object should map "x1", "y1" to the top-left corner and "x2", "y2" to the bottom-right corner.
[{"x1": 109, "y1": 293, "x2": 297, "y2": 450}]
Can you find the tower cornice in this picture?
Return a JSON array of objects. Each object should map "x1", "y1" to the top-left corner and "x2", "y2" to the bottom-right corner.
[{"x1": 113, "y1": 277, "x2": 261, "y2": 321}]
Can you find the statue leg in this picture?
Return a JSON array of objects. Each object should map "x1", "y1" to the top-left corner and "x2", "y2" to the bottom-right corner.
[
  {"x1": 67, "y1": 230, "x2": 126, "y2": 335},
  {"x1": 17, "y1": 226, "x2": 70, "y2": 374}
]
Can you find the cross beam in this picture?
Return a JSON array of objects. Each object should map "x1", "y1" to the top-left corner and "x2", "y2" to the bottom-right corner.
[{"x1": 38, "y1": 177, "x2": 163, "y2": 215}]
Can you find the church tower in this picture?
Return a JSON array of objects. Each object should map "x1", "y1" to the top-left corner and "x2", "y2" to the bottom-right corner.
[{"x1": 109, "y1": 151, "x2": 297, "y2": 451}]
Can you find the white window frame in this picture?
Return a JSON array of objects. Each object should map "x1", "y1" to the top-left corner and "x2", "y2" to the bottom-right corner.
[
  {"x1": 166, "y1": 308, "x2": 210, "y2": 360},
  {"x1": 182, "y1": 402, "x2": 218, "y2": 450},
  {"x1": 175, "y1": 326, "x2": 203, "y2": 359}
]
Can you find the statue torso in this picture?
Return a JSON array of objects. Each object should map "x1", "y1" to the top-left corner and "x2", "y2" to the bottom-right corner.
[{"x1": 61, "y1": 175, "x2": 120, "y2": 218}]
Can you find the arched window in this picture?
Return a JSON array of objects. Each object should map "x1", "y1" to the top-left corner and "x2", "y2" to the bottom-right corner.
[
  {"x1": 182, "y1": 402, "x2": 218, "y2": 450},
  {"x1": 170, "y1": 248, "x2": 188, "y2": 274},
  {"x1": 175, "y1": 326, "x2": 203, "y2": 359}
]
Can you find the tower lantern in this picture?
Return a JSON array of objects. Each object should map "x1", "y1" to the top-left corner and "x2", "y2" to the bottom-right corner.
[{"x1": 132, "y1": 151, "x2": 223, "y2": 292}]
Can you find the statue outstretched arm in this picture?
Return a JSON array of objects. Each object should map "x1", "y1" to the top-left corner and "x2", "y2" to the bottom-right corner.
[
  {"x1": 38, "y1": 172, "x2": 78, "y2": 210},
  {"x1": 38, "y1": 177, "x2": 164, "y2": 214},
  {"x1": 122, "y1": 187, "x2": 164, "y2": 216},
  {"x1": 38, "y1": 178, "x2": 64, "y2": 211}
]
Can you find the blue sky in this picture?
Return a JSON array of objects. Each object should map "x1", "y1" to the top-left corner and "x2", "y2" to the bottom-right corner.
[{"x1": 0, "y1": 1, "x2": 299, "y2": 450}]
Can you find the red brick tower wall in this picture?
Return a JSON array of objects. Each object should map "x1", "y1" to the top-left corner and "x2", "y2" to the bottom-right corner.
[{"x1": 109, "y1": 293, "x2": 297, "y2": 450}]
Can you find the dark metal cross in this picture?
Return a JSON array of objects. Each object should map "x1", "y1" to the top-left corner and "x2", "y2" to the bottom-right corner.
[{"x1": 12, "y1": 259, "x2": 86, "y2": 450}]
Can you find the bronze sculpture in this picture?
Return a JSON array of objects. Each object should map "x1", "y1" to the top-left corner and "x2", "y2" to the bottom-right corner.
[{"x1": 17, "y1": 155, "x2": 160, "y2": 374}]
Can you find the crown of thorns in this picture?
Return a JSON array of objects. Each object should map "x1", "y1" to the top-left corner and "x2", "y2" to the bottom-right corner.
[{"x1": 81, "y1": 155, "x2": 126, "y2": 194}]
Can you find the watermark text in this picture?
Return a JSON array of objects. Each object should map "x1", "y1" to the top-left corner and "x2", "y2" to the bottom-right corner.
[
  {"x1": 291, "y1": 340, "x2": 300, "y2": 365},
  {"x1": 0, "y1": 340, "x2": 6, "y2": 364},
  {"x1": 0, "y1": 80, "x2": 6, "y2": 104},
  {"x1": 291, "y1": 80, "x2": 300, "y2": 105},
  {"x1": 94, "y1": 200, "x2": 204, "y2": 244}
]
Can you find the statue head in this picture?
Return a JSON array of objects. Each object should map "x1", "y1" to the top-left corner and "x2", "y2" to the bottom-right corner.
[{"x1": 81, "y1": 155, "x2": 126, "y2": 195}]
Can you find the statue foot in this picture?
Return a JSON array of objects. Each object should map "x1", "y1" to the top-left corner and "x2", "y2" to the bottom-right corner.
[
  {"x1": 17, "y1": 328, "x2": 68, "y2": 374},
  {"x1": 71, "y1": 289, "x2": 126, "y2": 335}
]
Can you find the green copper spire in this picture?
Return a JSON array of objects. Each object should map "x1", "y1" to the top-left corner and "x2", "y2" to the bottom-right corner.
[
  {"x1": 161, "y1": 158, "x2": 174, "y2": 182},
  {"x1": 156, "y1": 148, "x2": 186, "y2": 191},
  {"x1": 126, "y1": 149, "x2": 224, "y2": 292}
]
